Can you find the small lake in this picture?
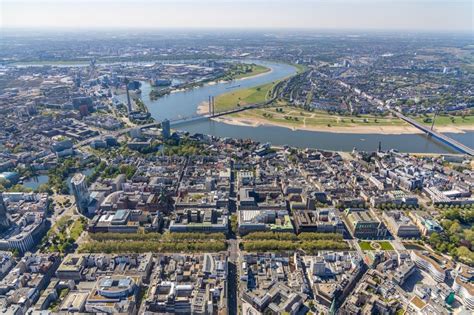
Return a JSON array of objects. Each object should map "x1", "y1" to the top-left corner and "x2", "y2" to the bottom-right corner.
[
  {"x1": 22, "y1": 167, "x2": 95, "y2": 191},
  {"x1": 22, "y1": 174, "x2": 49, "y2": 190}
]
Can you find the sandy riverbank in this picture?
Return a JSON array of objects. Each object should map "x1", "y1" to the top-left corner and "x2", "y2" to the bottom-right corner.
[
  {"x1": 211, "y1": 115, "x2": 474, "y2": 135},
  {"x1": 197, "y1": 101, "x2": 210, "y2": 115}
]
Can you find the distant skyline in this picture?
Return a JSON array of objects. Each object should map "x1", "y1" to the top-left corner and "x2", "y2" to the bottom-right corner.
[{"x1": 1, "y1": 0, "x2": 473, "y2": 32}]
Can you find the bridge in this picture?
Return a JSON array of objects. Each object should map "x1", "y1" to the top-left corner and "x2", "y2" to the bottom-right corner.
[
  {"x1": 390, "y1": 109, "x2": 474, "y2": 156},
  {"x1": 74, "y1": 101, "x2": 271, "y2": 149}
]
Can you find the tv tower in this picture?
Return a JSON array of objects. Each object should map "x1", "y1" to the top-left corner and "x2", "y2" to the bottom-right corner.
[{"x1": 124, "y1": 77, "x2": 132, "y2": 114}]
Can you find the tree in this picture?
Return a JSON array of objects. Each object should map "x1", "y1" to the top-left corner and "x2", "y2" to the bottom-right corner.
[
  {"x1": 37, "y1": 183, "x2": 53, "y2": 195},
  {"x1": 449, "y1": 222, "x2": 461, "y2": 235},
  {"x1": 456, "y1": 246, "x2": 474, "y2": 265},
  {"x1": 230, "y1": 214, "x2": 238, "y2": 235},
  {"x1": 430, "y1": 232, "x2": 441, "y2": 247}
]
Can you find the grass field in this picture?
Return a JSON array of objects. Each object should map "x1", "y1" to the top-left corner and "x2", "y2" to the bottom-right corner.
[
  {"x1": 232, "y1": 64, "x2": 270, "y2": 79},
  {"x1": 228, "y1": 106, "x2": 408, "y2": 128},
  {"x1": 413, "y1": 114, "x2": 474, "y2": 127},
  {"x1": 214, "y1": 82, "x2": 275, "y2": 111},
  {"x1": 359, "y1": 241, "x2": 394, "y2": 251},
  {"x1": 220, "y1": 63, "x2": 271, "y2": 81},
  {"x1": 214, "y1": 62, "x2": 308, "y2": 112},
  {"x1": 293, "y1": 63, "x2": 308, "y2": 74}
]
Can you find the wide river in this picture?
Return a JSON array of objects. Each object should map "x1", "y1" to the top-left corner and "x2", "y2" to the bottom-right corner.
[{"x1": 138, "y1": 61, "x2": 473, "y2": 154}]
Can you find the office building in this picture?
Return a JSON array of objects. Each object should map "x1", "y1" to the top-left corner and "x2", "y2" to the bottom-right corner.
[
  {"x1": 162, "y1": 119, "x2": 170, "y2": 139},
  {"x1": 71, "y1": 173, "x2": 90, "y2": 214},
  {"x1": 0, "y1": 193, "x2": 9, "y2": 229}
]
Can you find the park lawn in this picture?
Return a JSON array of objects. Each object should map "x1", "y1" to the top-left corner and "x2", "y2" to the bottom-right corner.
[
  {"x1": 69, "y1": 218, "x2": 85, "y2": 240},
  {"x1": 214, "y1": 82, "x2": 274, "y2": 111},
  {"x1": 359, "y1": 241, "x2": 373, "y2": 250},
  {"x1": 413, "y1": 114, "x2": 474, "y2": 126},
  {"x1": 359, "y1": 241, "x2": 394, "y2": 251},
  {"x1": 378, "y1": 241, "x2": 394, "y2": 250}
]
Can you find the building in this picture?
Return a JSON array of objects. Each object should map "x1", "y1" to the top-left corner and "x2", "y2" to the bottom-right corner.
[
  {"x1": 344, "y1": 208, "x2": 387, "y2": 239},
  {"x1": 162, "y1": 119, "x2": 170, "y2": 139},
  {"x1": 382, "y1": 211, "x2": 420, "y2": 238},
  {"x1": 238, "y1": 210, "x2": 293, "y2": 235},
  {"x1": 0, "y1": 193, "x2": 9, "y2": 229},
  {"x1": 85, "y1": 275, "x2": 140, "y2": 314},
  {"x1": 409, "y1": 211, "x2": 443, "y2": 236},
  {"x1": 169, "y1": 208, "x2": 228, "y2": 233},
  {"x1": 144, "y1": 254, "x2": 227, "y2": 314},
  {"x1": 57, "y1": 253, "x2": 153, "y2": 281},
  {"x1": 303, "y1": 252, "x2": 364, "y2": 310},
  {"x1": 0, "y1": 253, "x2": 60, "y2": 314},
  {"x1": 71, "y1": 173, "x2": 90, "y2": 214},
  {"x1": 59, "y1": 291, "x2": 88, "y2": 313},
  {"x1": 410, "y1": 251, "x2": 452, "y2": 283},
  {"x1": 240, "y1": 254, "x2": 307, "y2": 315},
  {"x1": 55, "y1": 254, "x2": 86, "y2": 281},
  {"x1": 88, "y1": 209, "x2": 160, "y2": 234},
  {"x1": 0, "y1": 172, "x2": 19, "y2": 186},
  {"x1": 0, "y1": 193, "x2": 48, "y2": 253},
  {"x1": 292, "y1": 209, "x2": 345, "y2": 234},
  {"x1": 452, "y1": 266, "x2": 474, "y2": 310}
]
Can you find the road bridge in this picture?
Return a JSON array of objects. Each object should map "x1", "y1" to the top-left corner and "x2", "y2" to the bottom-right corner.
[{"x1": 390, "y1": 109, "x2": 473, "y2": 156}]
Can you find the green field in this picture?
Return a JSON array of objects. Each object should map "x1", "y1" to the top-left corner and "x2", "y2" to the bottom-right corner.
[
  {"x1": 214, "y1": 82, "x2": 275, "y2": 111},
  {"x1": 220, "y1": 63, "x2": 271, "y2": 81},
  {"x1": 413, "y1": 114, "x2": 474, "y2": 127},
  {"x1": 214, "y1": 62, "x2": 307, "y2": 112},
  {"x1": 228, "y1": 106, "x2": 409, "y2": 128},
  {"x1": 232, "y1": 64, "x2": 270, "y2": 79},
  {"x1": 359, "y1": 241, "x2": 394, "y2": 251},
  {"x1": 293, "y1": 63, "x2": 308, "y2": 74}
]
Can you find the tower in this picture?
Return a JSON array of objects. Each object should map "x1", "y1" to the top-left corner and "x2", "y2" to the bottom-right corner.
[
  {"x1": 71, "y1": 173, "x2": 90, "y2": 214},
  {"x1": 209, "y1": 95, "x2": 212, "y2": 115},
  {"x1": 208, "y1": 95, "x2": 215, "y2": 116},
  {"x1": 431, "y1": 109, "x2": 439, "y2": 131},
  {"x1": 124, "y1": 77, "x2": 132, "y2": 114},
  {"x1": 162, "y1": 119, "x2": 170, "y2": 139},
  {"x1": 0, "y1": 192, "x2": 10, "y2": 229},
  {"x1": 212, "y1": 96, "x2": 215, "y2": 116}
]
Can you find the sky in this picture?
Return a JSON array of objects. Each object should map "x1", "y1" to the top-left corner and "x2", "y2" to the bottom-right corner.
[{"x1": 1, "y1": 0, "x2": 473, "y2": 32}]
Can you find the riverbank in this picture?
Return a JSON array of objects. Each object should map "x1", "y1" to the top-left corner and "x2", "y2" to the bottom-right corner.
[{"x1": 212, "y1": 114, "x2": 474, "y2": 135}]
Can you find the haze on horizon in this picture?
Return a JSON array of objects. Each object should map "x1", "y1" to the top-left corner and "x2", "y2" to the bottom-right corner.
[{"x1": 1, "y1": 0, "x2": 473, "y2": 32}]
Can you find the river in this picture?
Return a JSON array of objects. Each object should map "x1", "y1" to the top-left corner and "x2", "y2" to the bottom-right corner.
[{"x1": 133, "y1": 61, "x2": 473, "y2": 154}]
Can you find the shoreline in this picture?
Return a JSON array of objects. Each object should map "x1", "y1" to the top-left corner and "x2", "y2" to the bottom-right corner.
[
  {"x1": 211, "y1": 115, "x2": 474, "y2": 135},
  {"x1": 197, "y1": 101, "x2": 210, "y2": 115}
]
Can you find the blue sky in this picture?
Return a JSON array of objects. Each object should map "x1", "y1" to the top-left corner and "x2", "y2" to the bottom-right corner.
[{"x1": 1, "y1": 0, "x2": 472, "y2": 31}]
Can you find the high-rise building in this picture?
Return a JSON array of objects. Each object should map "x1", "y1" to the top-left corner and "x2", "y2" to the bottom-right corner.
[
  {"x1": 0, "y1": 192, "x2": 10, "y2": 229},
  {"x1": 71, "y1": 173, "x2": 90, "y2": 214},
  {"x1": 162, "y1": 119, "x2": 171, "y2": 139}
]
